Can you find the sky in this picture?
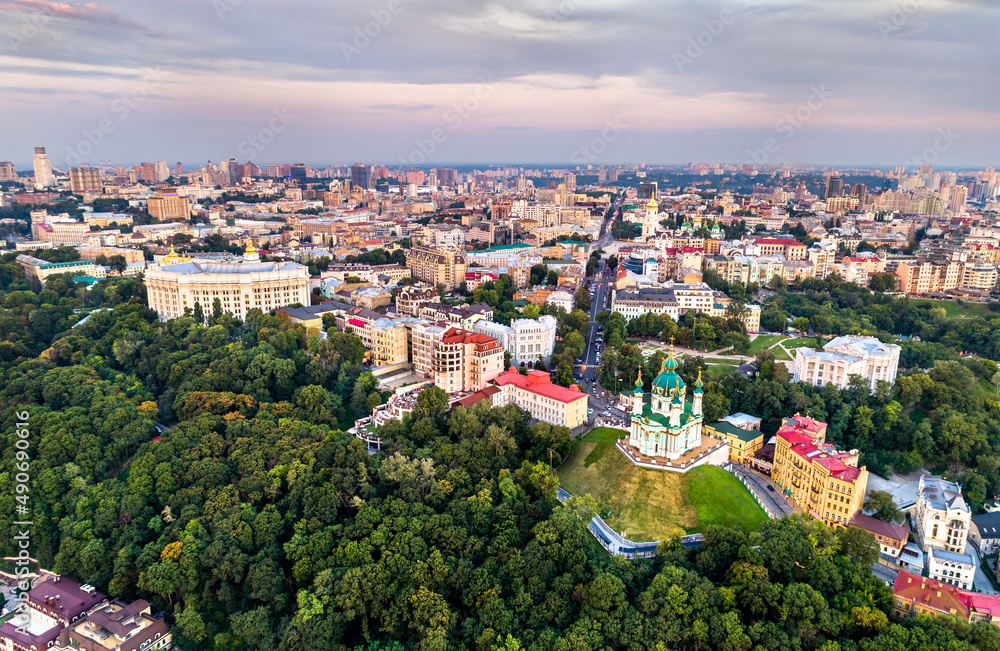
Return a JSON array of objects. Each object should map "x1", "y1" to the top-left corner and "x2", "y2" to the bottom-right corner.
[{"x1": 1, "y1": 0, "x2": 998, "y2": 169}]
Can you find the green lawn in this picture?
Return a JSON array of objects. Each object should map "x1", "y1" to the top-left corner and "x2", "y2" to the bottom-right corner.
[
  {"x1": 911, "y1": 299, "x2": 991, "y2": 319},
  {"x1": 705, "y1": 364, "x2": 737, "y2": 382},
  {"x1": 748, "y1": 334, "x2": 786, "y2": 352},
  {"x1": 780, "y1": 337, "x2": 823, "y2": 349},
  {"x1": 558, "y1": 428, "x2": 767, "y2": 541},
  {"x1": 773, "y1": 347, "x2": 792, "y2": 361}
]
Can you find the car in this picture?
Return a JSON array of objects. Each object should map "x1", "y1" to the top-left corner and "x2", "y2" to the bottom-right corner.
[{"x1": 767, "y1": 485, "x2": 775, "y2": 492}]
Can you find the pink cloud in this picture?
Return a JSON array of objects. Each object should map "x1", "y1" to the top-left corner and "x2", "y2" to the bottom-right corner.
[{"x1": 0, "y1": 0, "x2": 160, "y2": 36}]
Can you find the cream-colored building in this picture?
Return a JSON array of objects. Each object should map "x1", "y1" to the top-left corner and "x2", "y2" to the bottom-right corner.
[
  {"x1": 147, "y1": 191, "x2": 191, "y2": 222},
  {"x1": 145, "y1": 244, "x2": 309, "y2": 321},
  {"x1": 406, "y1": 245, "x2": 467, "y2": 290},
  {"x1": 927, "y1": 548, "x2": 975, "y2": 590},
  {"x1": 489, "y1": 368, "x2": 589, "y2": 428},
  {"x1": 396, "y1": 284, "x2": 440, "y2": 316},
  {"x1": 792, "y1": 335, "x2": 901, "y2": 391},
  {"x1": 915, "y1": 476, "x2": 971, "y2": 554},
  {"x1": 473, "y1": 316, "x2": 558, "y2": 367},
  {"x1": 16, "y1": 254, "x2": 105, "y2": 283}
]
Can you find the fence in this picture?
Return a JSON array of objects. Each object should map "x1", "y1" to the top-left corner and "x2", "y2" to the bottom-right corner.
[{"x1": 722, "y1": 463, "x2": 777, "y2": 519}]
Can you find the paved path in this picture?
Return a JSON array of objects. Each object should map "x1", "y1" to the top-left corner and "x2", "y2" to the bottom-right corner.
[{"x1": 968, "y1": 540, "x2": 998, "y2": 594}]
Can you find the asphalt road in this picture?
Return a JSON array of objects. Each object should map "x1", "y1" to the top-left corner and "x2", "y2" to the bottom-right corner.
[{"x1": 576, "y1": 197, "x2": 624, "y2": 423}]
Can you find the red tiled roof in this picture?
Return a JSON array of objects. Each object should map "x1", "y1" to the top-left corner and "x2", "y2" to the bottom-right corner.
[
  {"x1": 892, "y1": 569, "x2": 993, "y2": 618},
  {"x1": 491, "y1": 368, "x2": 587, "y2": 404}
]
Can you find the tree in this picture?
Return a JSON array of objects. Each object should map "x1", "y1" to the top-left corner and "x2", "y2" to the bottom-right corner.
[
  {"x1": 863, "y1": 490, "x2": 902, "y2": 523},
  {"x1": 546, "y1": 270, "x2": 558, "y2": 286},
  {"x1": 107, "y1": 254, "x2": 128, "y2": 275},
  {"x1": 192, "y1": 301, "x2": 205, "y2": 324}
]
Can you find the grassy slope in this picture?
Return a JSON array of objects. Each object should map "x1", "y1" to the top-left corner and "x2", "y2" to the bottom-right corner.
[
  {"x1": 558, "y1": 428, "x2": 768, "y2": 541},
  {"x1": 748, "y1": 334, "x2": 786, "y2": 352},
  {"x1": 910, "y1": 299, "x2": 990, "y2": 318}
]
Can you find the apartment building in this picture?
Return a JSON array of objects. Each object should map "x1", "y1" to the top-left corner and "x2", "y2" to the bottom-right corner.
[
  {"x1": 792, "y1": 335, "x2": 901, "y2": 391},
  {"x1": 473, "y1": 315, "x2": 558, "y2": 367},
  {"x1": 415, "y1": 302, "x2": 493, "y2": 329},
  {"x1": 75, "y1": 246, "x2": 146, "y2": 264},
  {"x1": 753, "y1": 237, "x2": 808, "y2": 260},
  {"x1": 396, "y1": 283, "x2": 440, "y2": 316},
  {"x1": 69, "y1": 165, "x2": 102, "y2": 194},
  {"x1": 32, "y1": 219, "x2": 93, "y2": 246},
  {"x1": 147, "y1": 190, "x2": 191, "y2": 221},
  {"x1": 770, "y1": 417, "x2": 868, "y2": 528},
  {"x1": 405, "y1": 245, "x2": 467, "y2": 290},
  {"x1": 703, "y1": 419, "x2": 764, "y2": 463},
  {"x1": 914, "y1": 476, "x2": 971, "y2": 554},
  {"x1": 433, "y1": 327, "x2": 504, "y2": 393},
  {"x1": 488, "y1": 368, "x2": 589, "y2": 428}
]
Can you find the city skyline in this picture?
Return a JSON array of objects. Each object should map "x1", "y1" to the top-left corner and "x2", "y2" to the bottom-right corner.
[{"x1": 1, "y1": 0, "x2": 998, "y2": 167}]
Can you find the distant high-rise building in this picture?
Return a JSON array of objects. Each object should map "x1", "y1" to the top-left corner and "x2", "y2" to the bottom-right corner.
[
  {"x1": 175, "y1": 162, "x2": 183, "y2": 177},
  {"x1": 147, "y1": 190, "x2": 191, "y2": 222},
  {"x1": 638, "y1": 181, "x2": 657, "y2": 200},
  {"x1": 141, "y1": 162, "x2": 157, "y2": 184},
  {"x1": 70, "y1": 165, "x2": 102, "y2": 193},
  {"x1": 0, "y1": 161, "x2": 17, "y2": 181},
  {"x1": 155, "y1": 161, "x2": 170, "y2": 183},
  {"x1": 438, "y1": 168, "x2": 457, "y2": 187},
  {"x1": 266, "y1": 164, "x2": 281, "y2": 177},
  {"x1": 824, "y1": 173, "x2": 843, "y2": 200},
  {"x1": 950, "y1": 185, "x2": 968, "y2": 214},
  {"x1": 351, "y1": 163, "x2": 371, "y2": 190},
  {"x1": 564, "y1": 173, "x2": 576, "y2": 191},
  {"x1": 795, "y1": 183, "x2": 807, "y2": 201},
  {"x1": 919, "y1": 165, "x2": 934, "y2": 175},
  {"x1": 290, "y1": 163, "x2": 308, "y2": 184},
  {"x1": 33, "y1": 146, "x2": 55, "y2": 189}
]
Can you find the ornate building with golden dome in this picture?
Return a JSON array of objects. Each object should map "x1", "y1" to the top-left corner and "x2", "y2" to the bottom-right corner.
[
  {"x1": 145, "y1": 242, "x2": 309, "y2": 321},
  {"x1": 627, "y1": 344, "x2": 705, "y2": 460}
]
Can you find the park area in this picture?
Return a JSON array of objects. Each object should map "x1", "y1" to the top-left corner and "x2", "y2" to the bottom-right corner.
[{"x1": 557, "y1": 428, "x2": 769, "y2": 541}]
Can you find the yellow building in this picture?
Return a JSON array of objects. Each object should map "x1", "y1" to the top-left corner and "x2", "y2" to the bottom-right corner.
[
  {"x1": 405, "y1": 245, "x2": 467, "y2": 290},
  {"x1": 146, "y1": 244, "x2": 309, "y2": 320},
  {"x1": 704, "y1": 420, "x2": 765, "y2": 463},
  {"x1": 771, "y1": 416, "x2": 868, "y2": 528}
]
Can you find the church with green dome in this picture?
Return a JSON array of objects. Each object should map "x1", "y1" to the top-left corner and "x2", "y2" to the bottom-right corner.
[{"x1": 627, "y1": 343, "x2": 705, "y2": 461}]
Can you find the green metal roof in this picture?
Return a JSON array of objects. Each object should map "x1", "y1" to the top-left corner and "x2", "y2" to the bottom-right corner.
[{"x1": 706, "y1": 421, "x2": 763, "y2": 443}]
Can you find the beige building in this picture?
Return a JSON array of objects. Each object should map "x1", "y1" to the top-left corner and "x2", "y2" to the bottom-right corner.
[
  {"x1": 145, "y1": 245, "x2": 309, "y2": 321},
  {"x1": 914, "y1": 476, "x2": 971, "y2": 554},
  {"x1": 406, "y1": 245, "x2": 467, "y2": 290},
  {"x1": 147, "y1": 190, "x2": 191, "y2": 222},
  {"x1": 396, "y1": 284, "x2": 440, "y2": 316},
  {"x1": 69, "y1": 165, "x2": 102, "y2": 193},
  {"x1": 771, "y1": 416, "x2": 868, "y2": 528},
  {"x1": 489, "y1": 368, "x2": 589, "y2": 428},
  {"x1": 76, "y1": 246, "x2": 146, "y2": 264}
]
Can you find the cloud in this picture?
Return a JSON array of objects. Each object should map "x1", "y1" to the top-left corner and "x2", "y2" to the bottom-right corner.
[{"x1": 0, "y1": 0, "x2": 160, "y2": 36}]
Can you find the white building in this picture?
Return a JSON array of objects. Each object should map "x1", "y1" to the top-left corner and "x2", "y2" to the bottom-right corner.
[
  {"x1": 33, "y1": 146, "x2": 55, "y2": 189},
  {"x1": 914, "y1": 475, "x2": 971, "y2": 554},
  {"x1": 145, "y1": 244, "x2": 310, "y2": 321},
  {"x1": 546, "y1": 290, "x2": 573, "y2": 313},
  {"x1": 792, "y1": 335, "x2": 901, "y2": 391},
  {"x1": 473, "y1": 315, "x2": 557, "y2": 367},
  {"x1": 926, "y1": 547, "x2": 975, "y2": 590}
]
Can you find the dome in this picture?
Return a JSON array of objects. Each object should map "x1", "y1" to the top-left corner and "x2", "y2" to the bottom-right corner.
[
  {"x1": 646, "y1": 198, "x2": 659, "y2": 209},
  {"x1": 651, "y1": 345, "x2": 685, "y2": 397},
  {"x1": 633, "y1": 367, "x2": 644, "y2": 394}
]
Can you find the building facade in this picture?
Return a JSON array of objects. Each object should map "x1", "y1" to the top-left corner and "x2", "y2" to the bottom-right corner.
[
  {"x1": 792, "y1": 335, "x2": 901, "y2": 391},
  {"x1": 147, "y1": 190, "x2": 191, "y2": 222},
  {"x1": 489, "y1": 368, "x2": 589, "y2": 428},
  {"x1": 927, "y1": 548, "x2": 975, "y2": 590},
  {"x1": 145, "y1": 245, "x2": 309, "y2": 321},
  {"x1": 914, "y1": 475, "x2": 971, "y2": 554},
  {"x1": 405, "y1": 245, "x2": 467, "y2": 290},
  {"x1": 771, "y1": 417, "x2": 868, "y2": 528},
  {"x1": 473, "y1": 316, "x2": 558, "y2": 367}
]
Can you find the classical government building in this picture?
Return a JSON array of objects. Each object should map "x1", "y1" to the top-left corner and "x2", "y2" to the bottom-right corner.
[
  {"x1": 146, "y1": 243, "x2": 310, "y2": 320},
  {"x1": 619, "y1": 345, "x2": 728, "y2": 471},
  {"x1": 792, "y1": 335, "x2": 901, "y2": 391}
]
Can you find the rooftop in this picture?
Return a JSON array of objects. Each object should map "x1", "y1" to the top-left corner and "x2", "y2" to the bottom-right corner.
[{"x1": 491, "y1": 368, "x2": 587, "y2": 404}]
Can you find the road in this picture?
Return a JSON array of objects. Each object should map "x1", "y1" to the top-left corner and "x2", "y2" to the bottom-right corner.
[
  {"x1": 576, "y1": 195, "x2": 623, "y2": 424},
  {"x1": 967, "y1": 540, "x2": 998, "y2": 594},
  {"x1": 729, "y1": 463, "x2": 798, "y2": 517}
]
